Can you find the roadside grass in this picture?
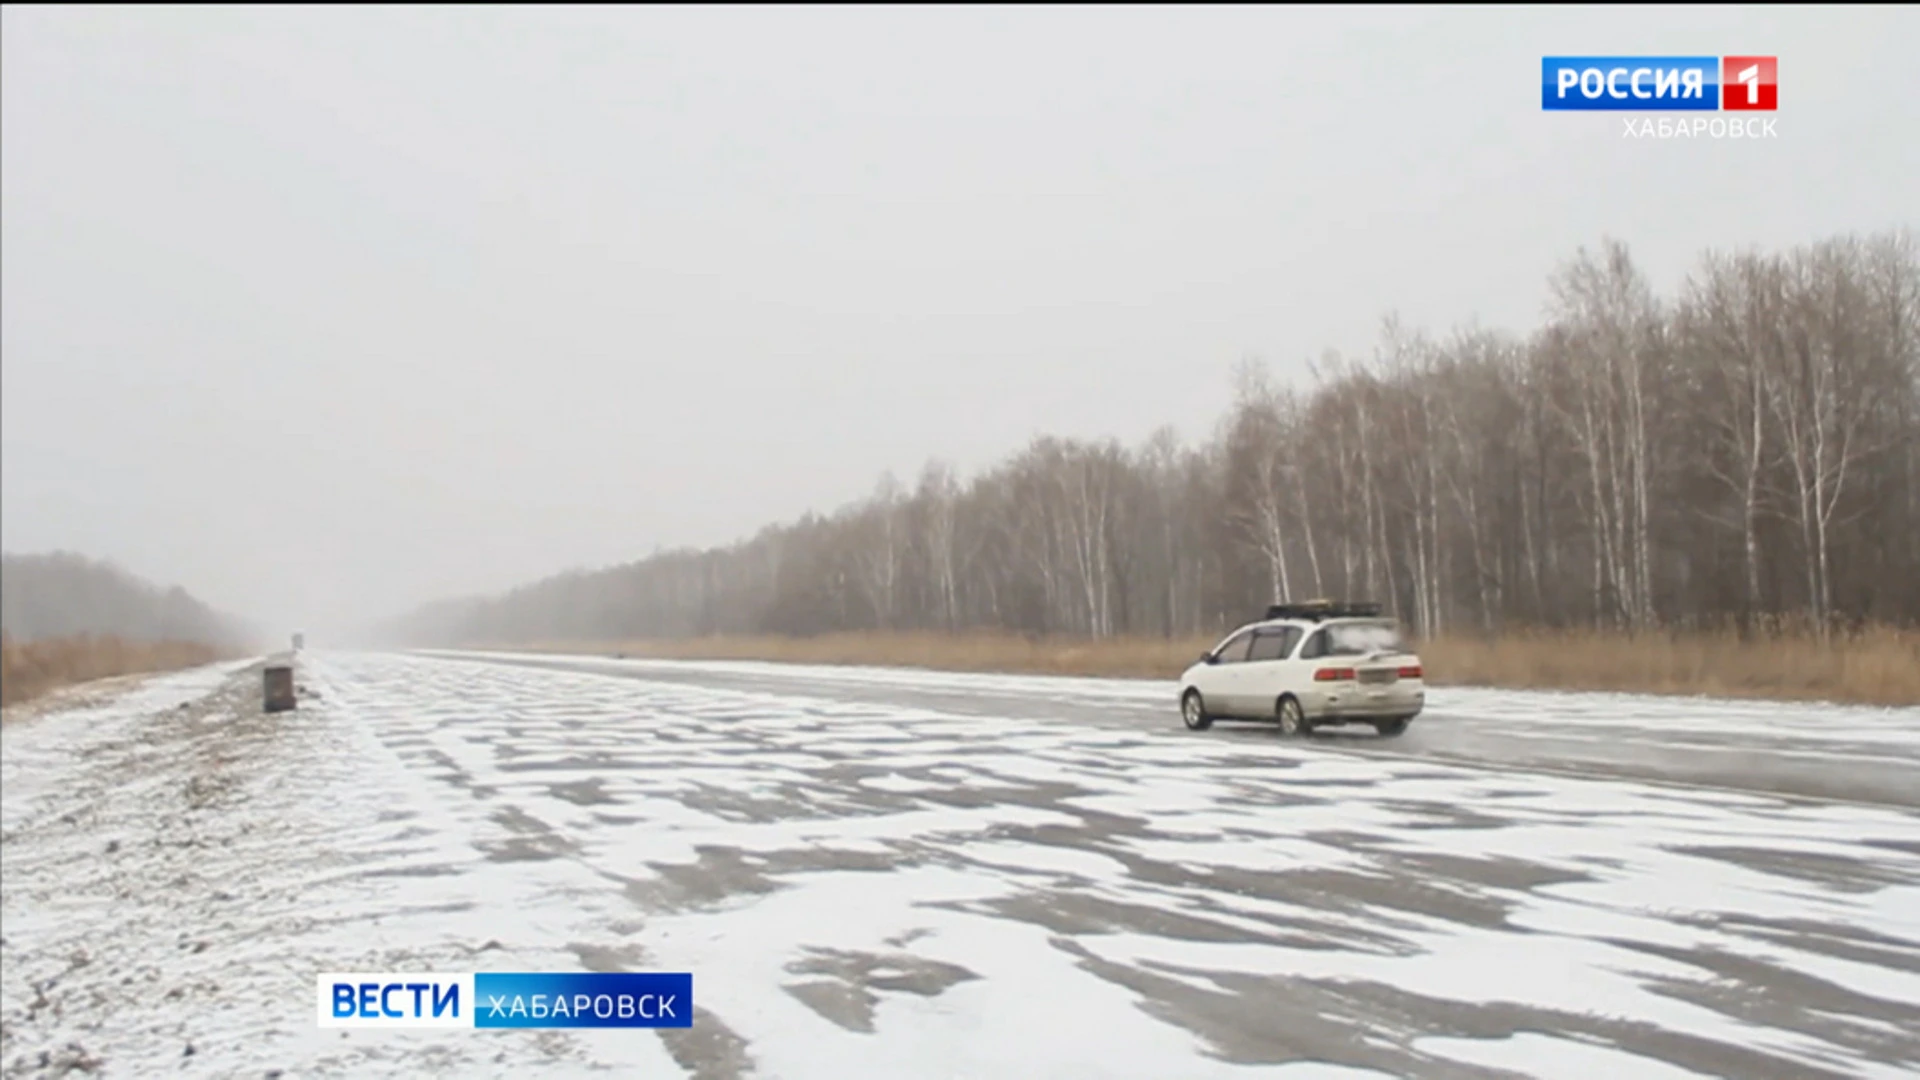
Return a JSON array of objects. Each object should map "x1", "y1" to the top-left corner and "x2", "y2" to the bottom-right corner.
[
  {"x1": 0, "y1": 634, "x2": 228, "y2": 711},
  {"x1": 487, "y1": 624, "x2": 1920, "y2": 707},
  {"x1": 1416, "y1": 624, "x2": 1920, "y2": 706},
  {"x1": 513, "y1": 631, "x2": 1212, "y2": 680}
]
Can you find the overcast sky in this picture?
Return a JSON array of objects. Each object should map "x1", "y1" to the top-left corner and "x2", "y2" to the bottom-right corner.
[{"x1": 3, "y1": 5, "x2": 1915, "y2": 640}]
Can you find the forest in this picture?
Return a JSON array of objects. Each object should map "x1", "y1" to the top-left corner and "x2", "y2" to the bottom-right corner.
[
  {"x1": 0, "y1": 553, "x2": 253, "y2": 707},
  {"x1": 377, "y1": 230, "x2": 1919, "y2": 650},
  {"x1": 0, "y1": 552, "x2": 254, "y2": 647}
]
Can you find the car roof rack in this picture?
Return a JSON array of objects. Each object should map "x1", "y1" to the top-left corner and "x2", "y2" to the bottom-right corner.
[{"x1": 1264, "y1": 599, "x2": 1384, "y2": 622}]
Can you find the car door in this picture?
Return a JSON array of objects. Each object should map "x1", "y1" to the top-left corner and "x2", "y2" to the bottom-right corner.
[
  {"x1": 1294, "y1": 627, "x2": 1332, "y2": 713},
  {"x1": 1274, "y1": 625, "x2": 1313, "y2": 706},
  {"x1": 1206, "y1": 629, "x2": 1256, "y2": 717},
  {"x1": 1241, "y1": 628, "x2": 1299, "y2": 716}
]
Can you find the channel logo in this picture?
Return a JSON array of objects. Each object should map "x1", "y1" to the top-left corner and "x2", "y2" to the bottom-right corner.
[
  {"x1": 1542, "y1": 56, "x2": 1777, "y2": 111},
  {"x1": 315, "y1": 971, "x2": 693, "y2": 1029}
]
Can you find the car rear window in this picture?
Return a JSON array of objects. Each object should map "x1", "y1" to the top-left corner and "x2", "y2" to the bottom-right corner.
[{"x1": 1325, "y1": 621, "x2": 1404, "y2": 656}]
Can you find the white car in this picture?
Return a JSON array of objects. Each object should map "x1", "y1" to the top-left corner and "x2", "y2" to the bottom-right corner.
[{"x1": 1178, "y1": 602, "x2": 1425, "y2": 737}]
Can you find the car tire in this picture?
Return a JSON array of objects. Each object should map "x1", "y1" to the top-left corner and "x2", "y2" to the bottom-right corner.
[
  {"x1": 1181, "y1": 689, "x2": 1213, "y2": 731},
  {"x1": 1373, "y1": 718, "x2": 1409, "y2": 738},
  {"x1": 1277, "y1": 695, "x2": 1308, "y2": 737}
]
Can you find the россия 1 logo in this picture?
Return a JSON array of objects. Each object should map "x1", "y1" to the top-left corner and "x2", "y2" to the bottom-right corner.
[{"x1": 1541, "y1": 56, "x2": 1777, "y2": 111}]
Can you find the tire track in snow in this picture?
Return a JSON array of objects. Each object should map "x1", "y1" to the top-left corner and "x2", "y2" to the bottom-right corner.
[{"x1": 310, "y1": 651, "x2": 1920, "y2": 1080}]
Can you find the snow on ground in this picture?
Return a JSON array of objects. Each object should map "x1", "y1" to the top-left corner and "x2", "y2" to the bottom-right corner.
[
  {"x1": 440, "y1": 646, "x2": 1920, "y2": 746},
  {"x1": 437, "y1": 648, "x2": 1920, "y2": 808},
  {"x1": 4, "y1": 652, "x2": 1918, "y2": 1078}
]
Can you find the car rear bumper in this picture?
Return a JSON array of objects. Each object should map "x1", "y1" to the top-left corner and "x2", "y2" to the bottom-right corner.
[{"x1": 1304, "y1": 685, "x2": 1424, "y2": 721}]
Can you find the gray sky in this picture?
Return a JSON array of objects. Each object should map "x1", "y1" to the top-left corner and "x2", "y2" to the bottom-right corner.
[{"x1": 4, "y1": 5, "x2": 1915, "y2": 640}]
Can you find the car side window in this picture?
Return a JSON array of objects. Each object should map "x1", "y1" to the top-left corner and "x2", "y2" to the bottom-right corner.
[
  {"x1": 1247, "y1": 631, "x2": 1288, "y2": 662},
  {"x1": 1214, "y1": 631, "x2": 1254, "y2": 664},
  {"x1": 1298, "y1": 629, "x2": 1327, "y2": 660},
  {"x1": 1276, "y1": 626, "x2": 1304, "y2": 659},
  {"x1": 1248, "y1": 627, "x2": 1300, "y2": 662}
]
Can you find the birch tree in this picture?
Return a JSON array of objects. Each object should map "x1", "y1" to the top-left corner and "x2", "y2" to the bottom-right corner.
[{"x1": 372, "y1": 228, "x2": 1920, "y2": 650}]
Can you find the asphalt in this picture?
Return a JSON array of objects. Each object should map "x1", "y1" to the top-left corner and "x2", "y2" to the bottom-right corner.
[
  {"x1": 434, "y1": 650, "x2": 1920, "y2": 810},
  {"x1": 3, "y1": 651, "x2": 1916, "y2": 1079}
]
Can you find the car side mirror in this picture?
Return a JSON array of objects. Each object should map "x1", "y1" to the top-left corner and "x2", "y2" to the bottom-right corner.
[{"x1": 1200, "y1": 651, "x2": 1216, "y2": 665}]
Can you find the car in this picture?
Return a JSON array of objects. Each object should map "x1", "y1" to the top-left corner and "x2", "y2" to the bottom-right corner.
[{"x1": 1177, "y1": 600, "x2": 1425, "y2": 737}]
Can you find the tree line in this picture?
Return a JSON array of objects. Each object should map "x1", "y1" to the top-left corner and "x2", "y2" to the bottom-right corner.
[
  {"x1": 377, "y1": 229, "x2": 1919, "y2": 647},
  {"x1": 0, "y1": 551, "x2": 258, "y2": 647}
]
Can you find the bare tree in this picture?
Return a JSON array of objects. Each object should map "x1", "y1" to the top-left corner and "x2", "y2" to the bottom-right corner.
[
  {"x1": 1680, "y1": 250, "x2": 1786, "y2": 619},
  {"x1": 852, "y1": 473, "x2": 904, "y2": 629},
  {"x1": 375, "y1": 228, "x2": 1920, "y2": 650},
  {"x1": 916, "y1": 461, "x2": 962, "y2": 631},
  {"x1": 1224, "y1": 361, "x2": 1296, "y2": 604}
]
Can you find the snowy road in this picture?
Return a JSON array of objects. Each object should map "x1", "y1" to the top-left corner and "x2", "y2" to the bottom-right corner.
[{"x1": 3, "y1": 652, "x2": 1918, "y2": 1079}]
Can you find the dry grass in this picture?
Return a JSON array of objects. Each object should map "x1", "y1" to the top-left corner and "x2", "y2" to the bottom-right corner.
[
  {"x1": 513, "y1": 631, "x2": 1216, "y2": 680},
  {"x1": 1416, "y1": 625, "x2": 1920, "y2": 706},
  {"x1": 0, "y1": 633, "x2": 228, "y2": 710},
  {"x1": 490, "y1": 624, "x2": 1920, "y2": 707}
]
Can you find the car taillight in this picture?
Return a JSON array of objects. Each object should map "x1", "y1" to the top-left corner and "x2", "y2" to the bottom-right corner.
[
  {"x1": 1397, "y1": 665, "x2": 1423, "y2": 679},
  {"x1": 1314, "y1": 667, "x2": 1356, "y2": 682}
]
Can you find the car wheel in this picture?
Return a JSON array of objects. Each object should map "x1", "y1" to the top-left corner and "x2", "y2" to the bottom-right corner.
[
  {"x1": 1277, "y1": 695, "x2": 1308, "y2": 737},
  {"x1": 1373, "y1": 718, "x2": 1409, "y2": 738},
  {"x1": 1181, "y1": 689, "x2": 1213, "y2": 731}
]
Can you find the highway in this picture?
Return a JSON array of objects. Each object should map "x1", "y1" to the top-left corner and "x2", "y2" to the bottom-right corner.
[{"x1": 2, "y1": 651, "x2": 1916, "y2": 1078}]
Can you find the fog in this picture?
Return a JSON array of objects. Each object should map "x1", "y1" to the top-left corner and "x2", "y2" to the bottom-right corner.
[{"x1": 3, "y1": 6, "x2": 1914, "y2": 642}]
